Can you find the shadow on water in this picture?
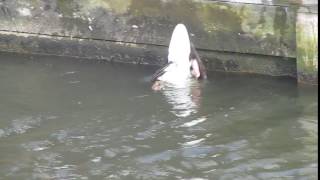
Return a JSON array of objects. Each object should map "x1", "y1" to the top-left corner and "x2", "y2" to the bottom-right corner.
[{"x1": 0, "y1": 52, "x2": 317, "y2": 179}]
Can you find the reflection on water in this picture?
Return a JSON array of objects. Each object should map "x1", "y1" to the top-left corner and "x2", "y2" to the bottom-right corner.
[
  {"x1": 0, "y1": 52, "x2": 318, "y2": 179},
  {"x1": 160, "y1": 81, "x2": 202, "y2": 117}
]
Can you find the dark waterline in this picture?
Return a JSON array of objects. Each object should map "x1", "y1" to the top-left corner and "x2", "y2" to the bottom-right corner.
[{"x1": 0, "y1": 52, "x2": 317, "y2": 179}]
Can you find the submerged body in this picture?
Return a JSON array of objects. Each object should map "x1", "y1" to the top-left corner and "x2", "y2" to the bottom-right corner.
[{"x1": 151, "y1": 24, "x2": 206, "y2": 90}]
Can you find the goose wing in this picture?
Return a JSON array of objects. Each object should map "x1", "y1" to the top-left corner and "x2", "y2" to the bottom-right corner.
[{"x1": 150, "y1": 61, "x2": 173, "y2": 82}]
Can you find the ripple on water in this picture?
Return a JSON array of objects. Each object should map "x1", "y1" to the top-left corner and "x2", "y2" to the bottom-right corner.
[
  {"x1": 31, "y1": 152, "x2": 82, "y2": 179},
  {"x1": 0, "y1": 115, "x2": 58, "y2": 138},
  {"x1": 0, "y1": 53, "x2": 317, "y2": 179},
  {"x1": 180, "y1": 117, "x2": 207, "y2": 127},
  {"x1": 104, "y1": 149, "x2": 117, "y2": 158},
  {"x1": 182, "y1": 138, "x2": 206, "y2": 146},
  {"x1": 181, "y1": 145, "x2": 217, "y2": 158},
  {"x1": 257, "y1": 165, "x2": 317, "y2": 179},
  {"x1": 21, "y1": 140, "x2": 54, "y2": 151},
  {"x1": 3, "y1": 116, "x2": 42, "y2": 137},
  {"x1": 137, "y1": 150, "x2": 177, "y2": 164}
]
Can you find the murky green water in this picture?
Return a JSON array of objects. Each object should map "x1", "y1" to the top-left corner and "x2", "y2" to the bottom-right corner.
[{"x1": 0, "y1": 52, "x2": 317, "y2": 180}]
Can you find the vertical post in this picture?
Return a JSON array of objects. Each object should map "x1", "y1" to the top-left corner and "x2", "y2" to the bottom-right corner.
[{"x1": 296, "y1": 8, "x2": 318, "y2": 85}]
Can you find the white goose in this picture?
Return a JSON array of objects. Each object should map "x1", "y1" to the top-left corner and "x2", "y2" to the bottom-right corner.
[{"x1": 151, "y1": 24, "x2": 206, "y2": 90}]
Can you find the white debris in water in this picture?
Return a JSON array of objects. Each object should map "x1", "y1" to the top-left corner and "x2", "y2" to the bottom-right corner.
[
  {"x1": 224, "y1": 114, "x2": 229, "y2": 117},
  {"x1": 91, "y1": 157, "x2": 101, "y2": 163},
  {"x1": 182, "y1": 138, "x2": 205, "y2": 146},
  {"x1": 181, "y1": 117, "x2": 206, "y2": 127},
  {"x1": 132, "y1": 25, "x2": 138, "y2": 29},
  {"x1": 17, "y1": 8, "x2": 31, "y2": 17},
  {"x1": 229, "y1": 107, "x2": 235, "y2": 110},
  {"x1": 88, "y1": 25, "x2": 93, "y2": 31}
]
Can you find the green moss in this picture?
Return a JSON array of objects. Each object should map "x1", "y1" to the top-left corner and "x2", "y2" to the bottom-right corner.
[
  {"x1": 78, "y1": 0, "x2": 131, "y2": 14},
  {"x1": 107, "y1": 0, "x2": 132, "y2": 14},
  {"x1": 296, "y1": 24, "x2": 318, "y2": 74},
  {"x1": 66, "y1": 0, "x2": 295, "y2": 50},
  {"x1": 196, "y1": 3, "x2": 242, "y2": 33},
  {"x1": 57, "y1": 0, "x2": 77, "y2": 17}
]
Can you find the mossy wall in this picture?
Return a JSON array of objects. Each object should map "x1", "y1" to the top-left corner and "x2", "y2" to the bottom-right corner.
[
  {"x1": 0, "y1": 0, "x2": 318, "y2": 84},
  {"x1": 296, "y1": 11, "x2": 318, "y2": 85}
]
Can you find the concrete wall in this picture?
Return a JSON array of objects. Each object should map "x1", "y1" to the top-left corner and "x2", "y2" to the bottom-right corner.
[
  {"x1": 296, "y1": 6, "x2": 318, "y2": 85},
  {"x1": 0, "y1": 0, "x2": 318, "y2": 84}
]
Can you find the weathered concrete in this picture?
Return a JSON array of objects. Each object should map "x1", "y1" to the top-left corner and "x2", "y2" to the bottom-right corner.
[
  {"x1": 0, "y1": 31, "x2": 296, "y2": 77},
  {"x1": 296, "y1": 9, "x2": 318, "y2": 85},
  {"x1": 0, "y1": 0, "x2": 299, "y2": 57},
  {"x1": 0, "y1": 0, "x2": 318, "y2": 84},
  {"x1": 0, "y1": 31, "x2": 167, "y2": 65}
]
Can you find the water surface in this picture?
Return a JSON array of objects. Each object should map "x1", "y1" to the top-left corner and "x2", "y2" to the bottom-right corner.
[{"x1": 0, "y1": 52, "x2": 317, "y2": 179}]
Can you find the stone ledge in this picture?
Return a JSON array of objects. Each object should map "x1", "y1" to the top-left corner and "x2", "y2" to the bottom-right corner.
[{"x1": 0, "y1": 30, "x2": 297, "y2": 78}]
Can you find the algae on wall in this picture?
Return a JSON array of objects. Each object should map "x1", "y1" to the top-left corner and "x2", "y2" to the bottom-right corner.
[
  {"x1": 0, "y1": 0, "x2": 297, "y2": 57},
  {"x1": 296, "y1": 11, "x2": 318, "y2": 84},
  {"x1": 0, "y1": 0, "x2": 318, "y2": 84},
  {"x1": 194, "y1": 2, "x2": 296, "y2": 57}
]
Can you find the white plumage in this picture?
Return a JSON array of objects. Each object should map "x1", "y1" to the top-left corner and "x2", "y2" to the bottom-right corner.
[{"x1": 157, "y1": 24, "x2": 192, "y2": 86}]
